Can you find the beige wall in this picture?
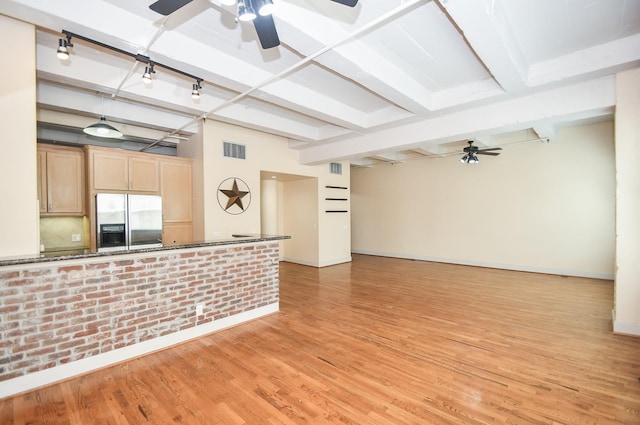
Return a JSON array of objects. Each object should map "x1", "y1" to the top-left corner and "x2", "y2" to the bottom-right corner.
[
  {"x1": 0, "y1": 16, "x2": 38, "y2": 257},
  {"x1": 351, "y1": 121, "x2": 615, "y2": 279},
  {"x1": 614, "y1": 67, "x2": 640, "y2": 336},
  {"x1": 186, "y1": 120, "x2": 350, "y2": 267}
]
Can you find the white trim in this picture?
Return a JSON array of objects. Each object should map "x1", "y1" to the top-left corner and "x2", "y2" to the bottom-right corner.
[
  {"x1": 281, "y1": 257, "x2": 319, "y2": 267},
  {"x1": 0, "y1": 303, "x2": 279, "y2": 399},
  {"x1": 281, "y1": 256, "x2": 352, "y2": 268},
  {"x1": 612, "y1": 310, "x2": 640, "y2": 336},
  {"x1": 351, "y1": 250, "x2": 614, "y2": 280}
]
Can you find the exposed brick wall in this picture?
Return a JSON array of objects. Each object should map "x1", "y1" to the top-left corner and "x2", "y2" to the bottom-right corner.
[{"x1": 0, "y1": 242, "x2": 280, "y2": 382}]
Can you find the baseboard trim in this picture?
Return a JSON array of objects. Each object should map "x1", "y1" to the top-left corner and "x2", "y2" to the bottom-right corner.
[
  {"x1": 612, "y1": 311, "x2": 640, "y2": 337},
  {"x1": 281, "y1": 256, "x2": 352, "y2": 268},
  {"x1": 351, "y1": 250, "x2": 614, "y2": 280},
  {"x1": 0, "y1": 303, "x2": 279, "y2": 399}
]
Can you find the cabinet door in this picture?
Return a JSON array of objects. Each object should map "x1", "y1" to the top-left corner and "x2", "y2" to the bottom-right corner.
[
  {"x1": 92, "y1": 151, "x2": 128, "y2": 191},
  {"x1": 162, "y1": 222, "x2": 193, "y2": 245},
  {"x1": 37, "y1": 150, "x2": 47, "y2": 213},
  {"x1": 46, "y1": 151, "x2": 84, "y2": 214},
  {"x1": 128, "y1": 157, "x2": 159, "y2": 192},
  {"x1": 160, "y1": 160, "x2": 192, "y2": 222}
]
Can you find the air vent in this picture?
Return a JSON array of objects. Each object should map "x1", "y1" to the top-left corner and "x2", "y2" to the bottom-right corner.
[
  {"x1": 330, "y1": 162, "x2": 342, "y2": 175},
  {"x1": 223, "y1": 141, "x2": 246, "y2": 159}
]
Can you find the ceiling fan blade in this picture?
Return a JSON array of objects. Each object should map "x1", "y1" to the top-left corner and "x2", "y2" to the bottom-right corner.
[
  {"x1": 476, "y1": 151, "x2": 501, "y2": 156},
  {"x1": 253, "y1": 14, "x2": 280, "y2": 49},
  {"x1": 477, "y1": 147, "x2": 503, "y2": 152},
  {"x1": 330, "y1": 0, "x2": 359, "y2": 6},
  {"x1": 149, "y1": 0, "x2": 193, "y2": 15}
]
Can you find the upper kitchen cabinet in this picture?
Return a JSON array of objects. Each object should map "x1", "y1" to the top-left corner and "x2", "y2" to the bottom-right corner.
[
  {"x1": 86, "y1": 146, "x2": 159, "y2": 193},
  {"x1": 37, "y1": 144, "x2": 85, "y2": 216}
]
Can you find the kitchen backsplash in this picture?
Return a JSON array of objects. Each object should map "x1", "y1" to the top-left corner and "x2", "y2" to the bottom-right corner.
[{"x1": 39, "y1": 216, "x2": 90, "y2": 252}]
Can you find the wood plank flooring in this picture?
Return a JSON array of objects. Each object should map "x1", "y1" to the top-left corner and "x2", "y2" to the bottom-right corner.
[{"x1": 1, "y1": 254, "x2": 639, "y2": 424}]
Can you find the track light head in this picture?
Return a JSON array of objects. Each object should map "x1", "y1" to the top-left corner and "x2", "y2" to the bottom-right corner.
[
  {"x1": 258, "y1": 0, "x2": 274, "y2": 16},
  {"x1": 142, "y1": 64, "x2": 155, "y2": 84},
  {"x1": 238, "y1": 0, "x2": 256, "y2": 21},
  {"x1": 56, "y1": 36, "x2": 73, "y2": 60},
  {"x1": 191, "y1": 79, "x2": 202, "y2": 100}
]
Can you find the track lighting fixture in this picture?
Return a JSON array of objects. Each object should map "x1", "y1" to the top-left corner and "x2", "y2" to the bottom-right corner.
[
  {"x1": 58, "y1": 30, "x2": 204, "y2": 101},
  {"x1": 83, "y1": 116, "x2": 123, "y2": 139},
  {"x1": 56, "y1": 34, "x2": 73, "y2": 60},
  {"x1": 191, "y1": 79, "x2": 202, "y2": 99},
  {"x1": 142, "y1": 63, "x2": 155, "y2": 84}
]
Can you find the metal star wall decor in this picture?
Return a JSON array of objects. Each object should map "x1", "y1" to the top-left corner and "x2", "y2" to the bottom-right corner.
[{"x1": 217, "y1": 177, "x2": 251, "y2": 214}]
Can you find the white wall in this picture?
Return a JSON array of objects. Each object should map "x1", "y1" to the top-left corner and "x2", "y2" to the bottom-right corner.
[
  {"x1": 190, "y1": 120, "x2": 351, "y2": 267},
  {"x1": 351, "y1": 121, "x2": 615, "y2": 279},
  {"x1": 614, "y1": 67, "x2": 640, "y2": 336},
  {"x1": 0, "y1": 16, "x2": 39, "y2": 257}
]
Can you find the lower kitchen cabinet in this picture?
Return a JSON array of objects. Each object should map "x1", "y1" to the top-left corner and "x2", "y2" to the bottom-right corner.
[{"x1": 162, "y1": 222, "x2": 194, "y2": 245}]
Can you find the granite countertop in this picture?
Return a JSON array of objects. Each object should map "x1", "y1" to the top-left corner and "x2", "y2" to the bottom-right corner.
[{"x1": 0, "y1": 234, "x2": 290, "y2": 266}]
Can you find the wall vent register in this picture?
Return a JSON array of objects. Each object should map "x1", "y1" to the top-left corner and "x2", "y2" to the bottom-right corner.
[
  {"x1": 330, "y1": 162, "x2": 342, "y2": 175},
  {"x1": 223, "y1": 141, "x2": 246, "y2": 160}
]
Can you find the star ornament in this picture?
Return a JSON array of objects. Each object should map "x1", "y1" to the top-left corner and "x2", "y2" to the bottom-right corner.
[{"x1": 217, "y1": 178, "x2": 251, "y2": 214}]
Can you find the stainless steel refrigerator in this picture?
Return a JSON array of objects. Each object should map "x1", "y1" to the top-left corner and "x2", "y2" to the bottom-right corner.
[{"x1": 96, "y1": 193, "x2": 163, "y2": 251}]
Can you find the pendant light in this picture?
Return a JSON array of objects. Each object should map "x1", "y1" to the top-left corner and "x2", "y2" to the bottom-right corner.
[
  {"x1": 83, "y1": 116, "x2": 123, "y2": 138},
  {"x1": 83, "y1": 97, "x2": 123, "y2": 139}
]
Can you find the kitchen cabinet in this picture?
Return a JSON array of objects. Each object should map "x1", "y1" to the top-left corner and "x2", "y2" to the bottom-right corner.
[
  {"x1": 87, "y1": 147, "x2": 159, "y2": 193},
  {"x1": 162, "y1": 223, "x2": 193, "y2": 246},
  {"x1": 84, "y1": 146, "x2": 194, "y2": 250},
  {"x1": 160, "y1": 157, "x2": 194, "y2": 244},
  {"x1": 37, "y1": 145, "x2": 85, "y2": 215}
]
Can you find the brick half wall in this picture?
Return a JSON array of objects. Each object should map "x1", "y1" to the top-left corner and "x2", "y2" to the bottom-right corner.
[{"x1": 0, "y1": 242, "x2": 280, "y2": 386}]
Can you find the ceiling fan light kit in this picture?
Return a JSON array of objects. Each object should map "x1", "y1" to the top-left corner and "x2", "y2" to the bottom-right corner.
[{"x1": 459, "y1": 141, "x2": 501, "y2": 164}]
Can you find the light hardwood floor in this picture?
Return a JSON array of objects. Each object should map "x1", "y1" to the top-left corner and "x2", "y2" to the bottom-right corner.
[{"x1": 1, "y1": 254, "x2": 639, "y2": 424}]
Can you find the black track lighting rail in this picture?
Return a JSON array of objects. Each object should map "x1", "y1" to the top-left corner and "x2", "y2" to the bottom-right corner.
[{"x1": 61, "y1": 29, "x2": 203, "y2": 83}]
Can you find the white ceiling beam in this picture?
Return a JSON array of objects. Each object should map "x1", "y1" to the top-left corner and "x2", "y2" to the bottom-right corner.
[
  {"x1": 437, "y1": 0, "x2": 529, "y2": 94},
  {"x1": 299, "y1": 76, "x2": 616, "y2": 164},
  {"x1": 474, "y1": 136, "x2": 495, "y2": 147},
  {"x1": 528, "y1": 33, "x2": 640, "y2": 87},
  {"x1": 412, "y1": 146, "x2": 442, "y2": 156},
  {"x1": 349, "y1": 158, "x2": 379, "y2": 168},
  {"x1": 37, "y1": 82, "x2": 199, "y2": 133},
  {"x1": 532, "y1": 124, "x2": 557, "y2": 142},
  {"x1": 276, "y1": 0, "x2": 435, "y2": 117},
  {"x1": 370, "y1": 152, "x2": 408, "y2": 163}
]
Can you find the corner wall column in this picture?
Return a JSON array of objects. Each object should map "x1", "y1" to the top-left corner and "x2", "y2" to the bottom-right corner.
[{"x1": 613, "y1": 67, "x2": 640, "y2": 336}]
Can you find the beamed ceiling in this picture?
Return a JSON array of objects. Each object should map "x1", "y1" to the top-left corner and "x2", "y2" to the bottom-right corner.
[{"x1": 2, "y1": 0, "x2": 639, "y2": 165}]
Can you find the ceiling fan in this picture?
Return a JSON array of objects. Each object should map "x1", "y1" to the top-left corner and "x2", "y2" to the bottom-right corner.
[
  {"x1": 149, "y1": 0, "x2": 359, "y2": 49},
  {"x1": 459, "y1": 140, "x2": 502, "y2": 164}
]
